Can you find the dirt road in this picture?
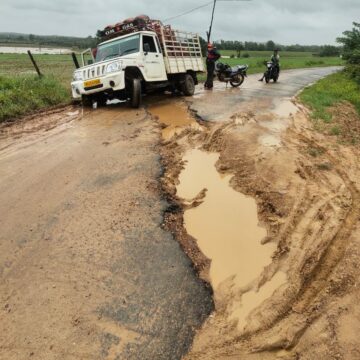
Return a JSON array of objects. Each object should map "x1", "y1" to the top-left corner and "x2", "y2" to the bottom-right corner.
[{"x1": 2, "y1": 67, "x2": 360, "y2": 360}]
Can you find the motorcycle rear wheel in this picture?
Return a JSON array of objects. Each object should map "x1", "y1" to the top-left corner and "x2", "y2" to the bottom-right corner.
[{"x1": 230, "y1": 74, "x2": 245, "y2": 87}]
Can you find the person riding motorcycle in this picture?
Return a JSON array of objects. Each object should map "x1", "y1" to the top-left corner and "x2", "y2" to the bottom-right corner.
[
  {"x1": 259, "y1": 49, "x2": 280, "y2": 82},
  {"x1": 205, "y1": 43, "x2": 221, "y2": 89}
]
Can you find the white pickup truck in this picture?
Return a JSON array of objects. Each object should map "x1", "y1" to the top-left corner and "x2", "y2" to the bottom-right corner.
[{"x1": 71, "y1": 19, "x2": 204, "y2": 108}]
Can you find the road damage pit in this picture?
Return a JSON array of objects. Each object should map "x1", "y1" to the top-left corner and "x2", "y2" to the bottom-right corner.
[
  {"x1": 157, "y1": 69, "x2": 360, "y2": 360},
  {"x1": 2, "y1": 68, "x2": 360, "y2": 360}
]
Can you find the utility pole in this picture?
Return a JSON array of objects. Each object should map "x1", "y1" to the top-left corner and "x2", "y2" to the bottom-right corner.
[
  {"x1": 206, "y1": 0, "x2": 252, "y2": 43},
  {"x1": 207, "y1": 0, "x2": 217, "y2": 43}
]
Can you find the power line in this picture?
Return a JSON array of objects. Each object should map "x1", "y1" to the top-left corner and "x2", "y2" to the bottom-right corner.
[
  {"x1": 163, "y1": 0, "x2": 252, "y2": 23},
  {"x1": 163, "y1": 2, "x2": 213, "y2": 22}
]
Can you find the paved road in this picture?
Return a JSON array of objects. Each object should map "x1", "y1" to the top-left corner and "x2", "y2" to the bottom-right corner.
[
  {"x1": 0, "y1": 107, "x2": 212, "y2": 360},
  {"x1": 0, "y1": 67, "x2": 340, "y2": 360},
  {"x1": 191, "y1": 67, "x2": 342, "y2": 122}
]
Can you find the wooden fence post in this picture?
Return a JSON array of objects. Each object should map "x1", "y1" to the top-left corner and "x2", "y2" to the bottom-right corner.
[{"x1": 27, "y1": 50, "x2": 42, "y2": 77}]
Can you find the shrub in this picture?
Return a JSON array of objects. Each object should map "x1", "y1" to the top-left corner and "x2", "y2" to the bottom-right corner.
[{"x1": 242, "y1": 53, "x2": 250, "y2": 58}]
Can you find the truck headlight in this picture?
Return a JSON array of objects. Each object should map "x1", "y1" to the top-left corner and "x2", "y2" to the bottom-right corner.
[
  {"x1": 73, "y1": 71, "x2": 83, "y2": 81},
  {"x1": 106, "y1": 61, "x2": 122, "y2": 74}
]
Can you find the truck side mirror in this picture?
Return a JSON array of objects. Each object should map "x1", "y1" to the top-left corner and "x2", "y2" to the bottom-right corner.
[{"x1": 144, "y1": 43, "x2": 150, "y2": 55}]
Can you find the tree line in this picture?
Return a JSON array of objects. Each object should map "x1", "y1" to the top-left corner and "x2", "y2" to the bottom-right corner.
[
  {"x1": 212, "y1": 39, "x2": 341, "y2": 56},
  {"x1": 0, "y1": 33, "x2": 97, "y2": 50}
]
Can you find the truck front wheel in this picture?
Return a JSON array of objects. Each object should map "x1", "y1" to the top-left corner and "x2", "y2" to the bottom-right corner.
[
  {"x1": 81, "y1": 95, "x2": 93, "y2": 107},
  {"x1": 130, "y1": 78, "x2": 142, "y2": 108},
  {"x1": 181, "y1": 74, "x2": 195, "y2": 96}
]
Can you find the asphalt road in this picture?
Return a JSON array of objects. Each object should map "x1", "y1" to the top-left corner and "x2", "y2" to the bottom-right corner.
[
  {"x1": 0, "y1": 67, "x2": 341, "y2": 360},
  {"x1": 0, "y1": 106, "x2": 212, "y2": 360},
  {"x1": 191, "y1": 66, "x2": 342, "y2": 122}
]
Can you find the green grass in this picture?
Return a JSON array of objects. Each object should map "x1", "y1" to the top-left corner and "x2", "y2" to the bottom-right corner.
[
  {"x1": 0, "y1": 53, "x2": 78, "y2": 89},
  {"x1": 299, "y1": 71, "x2": 360, "y2": 121},
  {"x1": 219, "y1": 50, "x2": 344, "y2": 75},
  {"x1": 0, "y1": 53, "x2": 86, "y2": 122},
  {"x1": 0, "y1": 75, "x2": 69, "y2": 122}
]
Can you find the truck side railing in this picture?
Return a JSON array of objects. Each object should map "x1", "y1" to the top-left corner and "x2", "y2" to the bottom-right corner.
[{"x1": 159, "y1": 28, "x2": 204, "y2": 74}]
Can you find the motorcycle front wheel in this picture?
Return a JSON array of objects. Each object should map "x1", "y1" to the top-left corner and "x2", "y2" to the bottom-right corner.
[{"x1": 230, "y1": 74, "x2": 245, "y2": 87}]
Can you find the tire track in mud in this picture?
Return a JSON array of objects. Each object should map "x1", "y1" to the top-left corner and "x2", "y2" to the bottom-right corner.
[{"x1": 157, "y1": 96, "x2": 360, "y2": 359}]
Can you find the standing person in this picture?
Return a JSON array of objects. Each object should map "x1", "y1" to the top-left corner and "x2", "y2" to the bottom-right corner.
[
  {"x1": 259, "y1": 49, "x2": 281, "y2": 82},
  {"x1": 205, "y1": 43, "x2": 221, "y2": 90}
]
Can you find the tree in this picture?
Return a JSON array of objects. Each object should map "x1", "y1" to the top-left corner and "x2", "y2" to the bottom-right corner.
[
  {"x1": 337, "y1": 22, "x2": 360, "y2": 83},
  {"x1": 337, "y1": 22, "x2": 360, "y2": 63},
  {"x1": 319, "y1": 45, "x2": 341, "y2": 57},
  {"x1": 266, "y1": 40, "x2": 275, "y2": 51}
]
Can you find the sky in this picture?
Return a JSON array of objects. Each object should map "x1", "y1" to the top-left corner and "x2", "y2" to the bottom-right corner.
[{"x1": 0, "y1": 0, "x2": 358, "y2": 45}]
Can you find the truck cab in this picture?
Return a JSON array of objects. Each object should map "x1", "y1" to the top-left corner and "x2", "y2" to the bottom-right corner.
[{"x1": 71, "y1": 23, "x2": 204, "y2": 108}]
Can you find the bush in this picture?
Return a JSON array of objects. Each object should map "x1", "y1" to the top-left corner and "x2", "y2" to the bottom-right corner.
[
  {"x1": 345, "y1": 64, "x2": 360, "y2": 84},
  {"x1": 242, "y1": 53, "x2": 250, "y2": 58},
  {"x1": 230, "y1": 54, "x2": 235, "y2": 58},
  {"x1": 319, "y1": 45, "x2": 341, "y2": 57}
]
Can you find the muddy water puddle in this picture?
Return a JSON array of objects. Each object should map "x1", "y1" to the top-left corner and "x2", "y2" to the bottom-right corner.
[
  {"x1": 148, "y1": 101, "x2": 200, "y2": 140},
  {"x1": 177, "y1": 149, "x2": 277, "y2": 291},
  {"x1": 176, "y1": 149, "x2": 287, "y2": 329}
]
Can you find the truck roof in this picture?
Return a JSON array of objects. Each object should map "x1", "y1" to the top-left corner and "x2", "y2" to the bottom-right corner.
[{"x1": 98, "y1": 31, "x2": 156, "y2": 46}]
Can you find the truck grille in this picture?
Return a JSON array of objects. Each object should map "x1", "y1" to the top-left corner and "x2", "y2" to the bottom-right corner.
[{"x1": 83, "y1": 65, "x2": 106, "y2": 80}]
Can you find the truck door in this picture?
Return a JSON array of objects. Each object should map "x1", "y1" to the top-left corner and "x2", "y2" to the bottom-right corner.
[{"x1": 142, "y1": 35, "x2": 167, "y2": 81}]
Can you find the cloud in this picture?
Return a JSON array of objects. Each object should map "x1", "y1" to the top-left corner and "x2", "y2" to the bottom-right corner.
[{"x1": 0, "y1": 0, "x2": 358, "y2": 44}]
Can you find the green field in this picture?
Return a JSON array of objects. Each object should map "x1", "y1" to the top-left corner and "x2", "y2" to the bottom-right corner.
[
  {"x1": 0, "y1": 53, "x2": 78, "y2": 89},
  {"x1": 219, "y1": 50, "x2": 344, "y2": 75}
]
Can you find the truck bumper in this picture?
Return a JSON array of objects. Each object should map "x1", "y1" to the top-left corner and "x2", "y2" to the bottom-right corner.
[{"x1": 71, "y1": 72, "x2": 125, "y2": 99}]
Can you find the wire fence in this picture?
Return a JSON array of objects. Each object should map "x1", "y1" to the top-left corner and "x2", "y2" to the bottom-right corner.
[{"x1": 0, "y1": 52, "x2": 81, "y2": 89}]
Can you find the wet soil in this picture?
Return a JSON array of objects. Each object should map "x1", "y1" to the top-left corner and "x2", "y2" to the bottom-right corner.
[{"x1": 158, "y1": 68, "x2": 360, "y2": 360}]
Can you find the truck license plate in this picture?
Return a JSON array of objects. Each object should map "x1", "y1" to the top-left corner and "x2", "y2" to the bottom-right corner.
[{"x1": 84, "y1": 79, "x2": 101, "y2": 88}]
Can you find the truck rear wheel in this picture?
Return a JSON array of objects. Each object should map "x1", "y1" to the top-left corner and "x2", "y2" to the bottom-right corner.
[
  {"x1": 181, "y1": 74, "x2": 195, "y2": 96},
  {"x1": 130, "y1": 78, "x2": 142, "y2": 108}
]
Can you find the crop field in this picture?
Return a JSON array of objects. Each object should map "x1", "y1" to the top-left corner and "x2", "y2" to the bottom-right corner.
[{"x1": 219, "y1": 50, "x2": 344, "y2": 74}]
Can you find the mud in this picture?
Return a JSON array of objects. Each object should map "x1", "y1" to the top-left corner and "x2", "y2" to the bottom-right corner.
[{"x1": 159, "y1": 69, "x2": 360, "y2": 360}]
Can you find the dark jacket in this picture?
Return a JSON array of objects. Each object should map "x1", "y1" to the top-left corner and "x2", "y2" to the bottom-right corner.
[{"x1": 207, "y1": 48, "x2": 221, "y2": 62}]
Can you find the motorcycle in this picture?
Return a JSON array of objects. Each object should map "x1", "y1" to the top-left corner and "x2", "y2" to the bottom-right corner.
[
  {"x1": 264, "y1": 61, "x2": 280, "y2": 83},
  {"x1": 215, "y1": 62, "x2": 248, "y2": 87}
]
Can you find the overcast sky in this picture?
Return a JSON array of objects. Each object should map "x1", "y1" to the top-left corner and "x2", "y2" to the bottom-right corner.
[{"x1": 0, "y1": 0, "x2": 358, "y2": 45}]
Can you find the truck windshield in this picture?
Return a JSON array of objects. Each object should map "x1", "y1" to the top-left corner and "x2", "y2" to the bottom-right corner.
[{"x1": 95, "y1": 34, "x2": 140, "y2": 62}]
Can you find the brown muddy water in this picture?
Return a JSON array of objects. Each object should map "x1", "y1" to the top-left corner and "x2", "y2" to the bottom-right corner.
[
  {"x1": 176, "y1": 149, "x2": 285, "y2": 328},
  {"x1": 177, "y1": 149, "x2": 276, "y2": 290},
  {"x1": 148, "y1": 101, "x2": 201, "y2": 140}
]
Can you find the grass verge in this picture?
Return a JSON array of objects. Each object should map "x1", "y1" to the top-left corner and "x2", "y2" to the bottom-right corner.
[
  {"x1": 0, "y1": 75, "x2": 70, "y2": 122},
  {"x1": 299, "y1": 71, "x2": 360, "y2": 144}
]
